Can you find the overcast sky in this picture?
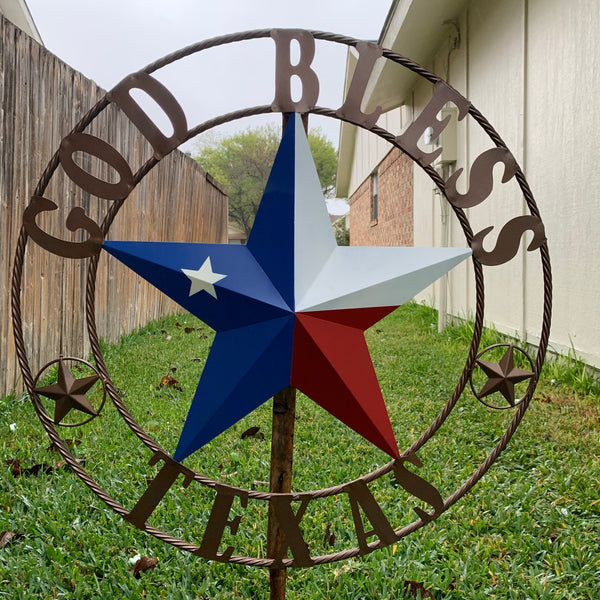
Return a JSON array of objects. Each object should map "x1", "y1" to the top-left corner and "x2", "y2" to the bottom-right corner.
[
  {"x1": 25, "y1": 1, "x2": 391, "y2": 212},
  {"x1": 26, "y1": 1, "x2": 391, "y2": 145}
]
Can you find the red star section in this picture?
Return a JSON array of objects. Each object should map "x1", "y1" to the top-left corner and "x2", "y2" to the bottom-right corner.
[{"x1": 291, "y1": 307, "x2": 399, "y2": 458}]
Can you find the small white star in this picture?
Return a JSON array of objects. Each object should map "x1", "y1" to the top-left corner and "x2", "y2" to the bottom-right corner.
[{"x1": 182, "y1": 257, "x2": 227, "y2": 299}]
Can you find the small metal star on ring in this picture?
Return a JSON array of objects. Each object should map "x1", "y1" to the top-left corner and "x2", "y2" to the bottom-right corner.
[
  {"x1": 470, "y1": 344, "x2": 535, "y2": 409},
  {"x1": 33, "y1": 357, "x2": 107, "y2": 427}
]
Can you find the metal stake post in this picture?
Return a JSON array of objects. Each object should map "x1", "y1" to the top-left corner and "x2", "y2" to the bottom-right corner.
[{"x1": 267, "y1": 385, "x2": 297, "y2": 599}]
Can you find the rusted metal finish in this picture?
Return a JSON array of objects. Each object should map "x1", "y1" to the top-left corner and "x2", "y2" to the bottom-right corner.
[
  {"x1": 470, "y1": 344, "x2": 535, "y2": 409},
  {"x1": 445, "y1": 148, "x2": 519, "y2": 209},
  {"x1": 125, "y1": 451, "x2": 195, "y2": 529},
  {"x1": 33, "y1": 357, "x2": 107, "y2": 427},
  {"x1": 335, "y1": 41, "x2": 383, "y2": 128},
  {"x1": 471, "y1": 215, "x2": 547, "y2": 266},
  {"x1": 23, "y1": 196, "x2": 105, "y2": 259},
  {"x1": 272, "y1": 30, "x2": 320, "y2": 114},
  {"x1": 107, "y1": 72, "x2": 188, "y2": 160},
  {"x1": 10, "y1": 28, "x2": 553, "y2": 572}
]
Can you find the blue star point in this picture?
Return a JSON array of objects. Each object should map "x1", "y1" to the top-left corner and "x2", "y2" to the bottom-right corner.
[{"x1": 103, "y1": 114, "x2": 472, "y2": 462}]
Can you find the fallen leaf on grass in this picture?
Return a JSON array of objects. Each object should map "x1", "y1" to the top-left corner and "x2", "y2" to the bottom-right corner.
[
  {"x1": 6, "y1": 457, "x2": 87, "y2": 476},
  {"x1": 403, "y1": 580, "x2": 435, "y2": 599},
  {"x1": 241, "y1": 426, "x2": 264, "y2": 440},
  {"x1": 130, "y1": 556, "x2": 158, "y2": 578},
  {"x1": 6, "y1": 459, "x2": 53, "y2": 476},
  {"x1": 184, "y1": 327, "x2": 195, "y2": 334},
  {"x1": 0, "y1": 531, "x2": 24, "y2": 549},
  {"x1": 159, "y1": 375, "x2": 182, "y2": 392},
  {"x1": 6, "y1": 459, "x2": 22, "y2": 475}
]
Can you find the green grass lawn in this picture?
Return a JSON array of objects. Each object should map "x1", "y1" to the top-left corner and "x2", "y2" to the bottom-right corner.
[{"x1": 1, "y1": 303, "x2": 598, "y2": 599}]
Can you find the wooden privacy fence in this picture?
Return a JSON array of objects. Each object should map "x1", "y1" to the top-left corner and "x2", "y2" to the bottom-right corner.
[{"x1": 1, "y1": 14, "x2": 228, "y2": 396}]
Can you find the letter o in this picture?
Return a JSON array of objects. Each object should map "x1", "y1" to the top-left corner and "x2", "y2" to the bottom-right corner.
[{"x1": 58, "y1": 133, "x2": 134, "y2": 200}]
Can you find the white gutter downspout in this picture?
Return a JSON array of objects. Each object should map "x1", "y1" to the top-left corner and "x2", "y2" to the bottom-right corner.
[{"x1": 520, "y1": 0, "x2": 529, "y2": 340}]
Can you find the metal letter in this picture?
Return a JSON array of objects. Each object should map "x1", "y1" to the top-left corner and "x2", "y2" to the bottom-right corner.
[
  {"x1": 336, "y1": 41, "x2": 383, "y2": 129},
  {"x1": 269, "y1": 495, "x2": 312, "y2": 567},
  {"x1": 108, "y1": 72, "x2": 188, "y2": 160},
  {"x1": 23, "y1": 196, "x2": 104, "y2": 258},
  {"x1": 344, "y1": 479, "x2": 397, "y2": 554},
  {"x1": 196, "y1": 484, "x2": 248, "y2": 562},
  {"x1": 392, "y1": 453, "x2": 444, "y2": 523},
  {"x1": 271, "y1": 29, "x2": 319, "y2": 113},
  {"x1": 58, "y1": 133, "x2": 134, "y2": 201},
  {"x1": 445, "y1": 148, "x2": 519, "y2": 209},
  {"x1": 125, "y1": 451, "x2": 194, "y2": 528},
  {"x1": 396, "y1": 81, "x2": 470, "y2": 166},
  {"x1": 472, "y1": 215, "x2": 546, "y2": 266}
]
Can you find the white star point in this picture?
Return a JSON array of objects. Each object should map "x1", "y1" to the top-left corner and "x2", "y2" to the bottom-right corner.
[{"x1": 182, "y1": 257, "x2": 227, "y2": 299}]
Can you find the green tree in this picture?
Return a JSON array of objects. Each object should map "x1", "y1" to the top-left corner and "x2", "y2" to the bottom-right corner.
[{"x1": 195, "y1": 123, "x2": 337, "y2": 238}]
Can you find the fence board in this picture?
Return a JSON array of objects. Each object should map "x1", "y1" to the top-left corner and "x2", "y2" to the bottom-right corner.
[{"x1": 1, "y1": 15, "x2": 228, "y2": 396}]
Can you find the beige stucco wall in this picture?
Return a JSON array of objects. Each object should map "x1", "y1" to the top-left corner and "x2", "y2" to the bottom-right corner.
[{"x1": 341, "y1": 0, "x2": 600, "y2": 366}]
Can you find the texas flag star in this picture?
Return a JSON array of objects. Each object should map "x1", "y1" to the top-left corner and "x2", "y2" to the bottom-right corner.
[
  {"x1": 103, "y1": 114, "x2": 472, "y2": 462},
  {"x1": 182, "y1": 257, "x2": 227, "y2": 298}
]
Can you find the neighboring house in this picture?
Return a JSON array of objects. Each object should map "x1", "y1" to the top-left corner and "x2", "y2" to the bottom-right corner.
[
  {"x1": 228, "y1": 221, "x2": 247, "y2": 244},
  {"x1": 0, "y1": 0, "x2": 42, "y2": 43},
  {"x1": 337, "y1": 0, "x2": 600, "y2": 367}
]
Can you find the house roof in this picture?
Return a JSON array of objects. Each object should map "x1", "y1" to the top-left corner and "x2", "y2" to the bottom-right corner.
[
  {"x1": 0, "y1": 0, "x2": 43, "y2": 43},
  {"x1": 336, "y1": 0, "x2": 468, "y2": 197}
]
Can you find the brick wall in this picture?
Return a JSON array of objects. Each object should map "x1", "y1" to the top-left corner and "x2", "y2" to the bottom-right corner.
[{"x1": 349, "y1": 147, "x2": 413, "y2": 246}]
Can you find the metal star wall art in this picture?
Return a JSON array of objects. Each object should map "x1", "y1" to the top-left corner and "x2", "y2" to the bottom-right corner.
[
  {"x1": 11, "y1": 28, "x2": 553, "y2": 589},
  {"x1": 34, "y1": 358, "x2": 100, "y2": 424},
  {"x1": 474, "y1": 344, "x2": 534, "y2": 406},
  {"x1": 104, "y1": 114, "x2": 472, "y2": 462}
]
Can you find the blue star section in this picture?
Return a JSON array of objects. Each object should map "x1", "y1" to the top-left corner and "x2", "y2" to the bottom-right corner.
[
  {"x1": 103, "y1": 242, "x2": 291, "y2": 331},
  {"x1": 173, "y1": 315, "x2": 294, "y2": 461},
  {"x1": 247, "y1": 116, "x2": 295, "y2": 309}
]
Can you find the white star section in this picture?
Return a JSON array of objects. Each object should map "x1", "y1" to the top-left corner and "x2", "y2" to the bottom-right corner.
[
  {"x1": 182, "y1": 257, "x2": 227, "y2": 299},
  {"x1": 288, "y1": 115, "x2": 472, "y2": 312}
]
